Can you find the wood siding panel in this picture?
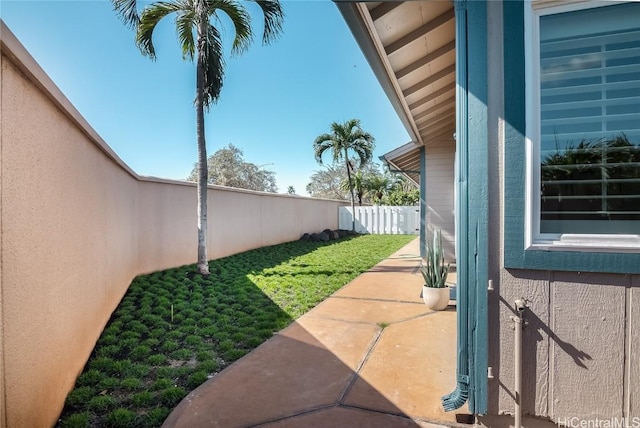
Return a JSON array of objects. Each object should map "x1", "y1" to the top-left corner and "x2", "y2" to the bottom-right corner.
[
  {"x1": 496, "y1": 270, "x2": 550, "y2": 417},
  {"x1": 551, "y1": 272, "x2": 627, "y2": 420},
  {"x1": 425, "y1": 145, "x2": 455, "y2": 260},
  {"x1": 630, "y1": 276, "x2": 640, "y2": 417}
]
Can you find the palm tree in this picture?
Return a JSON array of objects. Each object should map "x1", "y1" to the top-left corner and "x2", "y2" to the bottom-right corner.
[
  {"x1": 112, "y1": 0, "x2": 284, "y2": 275},
  {"x1": 340, "y1": 169, "x2": 366, "y2": 206},
  {"x1": 313, "y1": 119, "x2": 375, "y2": 231},
  {"x1": 364, "y1": 174, "x2": 393, "y2": 204}
]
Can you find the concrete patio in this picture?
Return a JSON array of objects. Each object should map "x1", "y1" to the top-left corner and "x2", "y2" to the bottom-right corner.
[{"x1": 163, "y1": 238, "x2": 469, "y2": 427}]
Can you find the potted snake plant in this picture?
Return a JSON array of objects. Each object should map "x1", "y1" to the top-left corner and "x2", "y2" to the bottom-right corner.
[{"x1": 420, "y1": 228, "x2": 450, "y2": 310}]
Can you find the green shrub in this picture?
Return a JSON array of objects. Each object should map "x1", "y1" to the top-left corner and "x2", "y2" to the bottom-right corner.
[
  {"x1": 76, "y1": 370, "x2": 105, "y2": 387},
  {"x1": 98, "y1": 344, "x2": 122, "y2": 358},
  {"x1": 130, "y1": 364, "x2": 150, "y2": 378},
  {"x1": 144, "y1": 407, "x2": 170, "y2": 427},
  {"x1": 131, "y1": 391, "x2": 155, "y2": 407},
  {"x1": 161, "y1": 340, "x2": 179, "y2": 352},
  {"x1": 246, "y1": 336, "x2": 265, "y2": 348},
  {"x1": 197, "y1": 360, "x2": 219, "y2": 374},
  {"x1": 184, "y1": 335, "x2": 201, "y2": 346},
  {"x1": 218, "y1": 340, "x2": 234, "y2": 352},
  {"x1": 89, "y1": 356, "x2": 116, "y2": 373},
  {"x1": 151, "y1": 379, "x2": 173, "y2": 391},
  {"x1": 195, "y1": 350, "x2": 214, "y2": 362},
  {"x1": 105, "y1": 408, "x2": 137, "y2": 428},
  {"x1": 112, "y1": 360, "x2": 134, "y2": 377},
  {"x1": 87, "y1": 395, "x2": 117, "y2": 412},
  {"x1": 98, "y1": 377, "x2": 120, "y2": 390},
  {"x1": 182, "y1": 317, "x2": 197, "y2": 326},
  {"x1": 128, "y1": 320, "x2": 149, "y2": 335},
  {"x1": 149, "y1": 328, "x2": 165, "y2": 339},
  {"x1": 155, "y1": 367, "x2": 172, "y2": 379},
  {"x1": 59, "y1": 411, "x2": 90, "y2": 428},
  {"x1": 131, "y1": 345, "x2": 151, "y2": 361},
  {"x1": 121, "y1": 377, "x2": 142, "y2": 390},
  {"x1": 159, "y1": 387, "x2": 187, "y2": 407},
  {"x1": 143, "y1": 338, "x2": 160, "y2": 349},
  {"x1": 121, "y1": 338, "x2": 139, "y2": 352},
  {"x1": 65, "y1": 387, "x2": 95, "y2": 407},
  {"x1": 223, "y1": 348, "x2": 247, "y2": 362},
  {"x1": 147, "y1": 354, "x2": 166, "y2": 365},
  {"x1": 171, "y1": 349, "x2": 191, "y2": 360},
  {"x1": 187, "y1": 371, "x2": 209, "y2": 388},
  {"x1": 120, "y1": 330, "x2": 140, "y2": 340}
]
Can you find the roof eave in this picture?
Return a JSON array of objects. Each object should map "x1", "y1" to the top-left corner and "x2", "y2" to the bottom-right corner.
[
  {"x1": 379, "y1": 141, "x2": 422, "y2": 187},
  {"x1": 335, "y1": 1, "x2": 423, "y2": 145}
]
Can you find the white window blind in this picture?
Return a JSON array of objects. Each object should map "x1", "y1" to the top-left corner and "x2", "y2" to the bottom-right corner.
[{"x1": 538, "y1": 2, "x2": 640, "y2": 235}]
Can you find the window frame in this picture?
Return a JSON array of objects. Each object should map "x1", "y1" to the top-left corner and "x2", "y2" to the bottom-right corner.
[
  {"x1": 524, "y1": 0, "x2": 640, "y2": 253},
  {"x1": 502, "y1": 0, "x2": 640, "y2": 273}
]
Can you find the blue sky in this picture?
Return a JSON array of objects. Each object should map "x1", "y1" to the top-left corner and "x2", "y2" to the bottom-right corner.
[{"x1": 1, "y1": 0, "x2": 409, "y2": 195}]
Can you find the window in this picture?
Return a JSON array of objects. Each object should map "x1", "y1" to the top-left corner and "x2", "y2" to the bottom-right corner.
[{"x1": 526, "y1": 1, "x2": 640, "y2": 250}]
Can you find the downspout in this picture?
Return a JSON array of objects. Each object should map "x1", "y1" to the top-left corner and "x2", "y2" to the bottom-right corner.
[
  {"x1": 442, "y1": 0, "x2": 470, "y2": 411},
  {"x1": 512, "y1": 299, "x2": 528, "y2": 428}
]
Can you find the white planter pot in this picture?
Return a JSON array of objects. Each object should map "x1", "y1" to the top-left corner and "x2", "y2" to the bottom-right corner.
[{"x1": 422, "y1": 286, "x2": 450, "y2": 311}]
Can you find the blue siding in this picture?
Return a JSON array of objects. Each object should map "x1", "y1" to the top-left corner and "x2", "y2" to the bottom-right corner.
[
  {"x1": 466, "y1": 0, "x2": 489, "y2": 414},
  {"x1": 502, "y1": 0, "x2": 640, "y2": 274}
]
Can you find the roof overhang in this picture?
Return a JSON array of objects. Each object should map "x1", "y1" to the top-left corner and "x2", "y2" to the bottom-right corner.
[
  {"x1": 379, "y1": 142, "x2": 422, "y2": 186},
  {"x1": 337, "y1": 1, "x2": 456, "y2": 175}
]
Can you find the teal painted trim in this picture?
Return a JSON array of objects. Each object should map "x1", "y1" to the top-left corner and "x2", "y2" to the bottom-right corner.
[
  {"x1": 420, "y1": 146, "x2": 426, "y2": 259},
  {"x1": 466, "y1": 0, "x2": 488, "y2": 415},
  {"x1": 502, "y1": 0, "x2": 640, "y2": 274},
  {"x1": 442, "y1": 0, "x2": 471, "y2": 413},
  {"x1": 442, "y1": 0, "x2": 489, "y2": 415},
  {"x1": 502, "y1": 0, "x2": 527, "y2": 273}
]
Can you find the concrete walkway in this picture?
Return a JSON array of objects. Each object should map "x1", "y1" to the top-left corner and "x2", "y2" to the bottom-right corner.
[{"x1": 163, "y1": 238, "x2": 468, "y2": 428}]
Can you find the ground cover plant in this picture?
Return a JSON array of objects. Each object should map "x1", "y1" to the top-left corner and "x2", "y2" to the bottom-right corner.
[{"x1": 57, "y1": 234, "x2": 414, "y2": 427}]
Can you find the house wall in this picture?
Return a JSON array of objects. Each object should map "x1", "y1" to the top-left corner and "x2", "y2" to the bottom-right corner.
[
  {"x1": 484, "y1": 1, "x2": 640, "y2": 423},
  {"x1": 424, "y1": 144, "x2": 456, "y2": 261},
  {"x1": 0, "y1": 23, "x2": 345, "y2": 428}
]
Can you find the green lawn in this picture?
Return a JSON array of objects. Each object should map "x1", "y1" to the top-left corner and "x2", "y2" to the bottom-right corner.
[{"x1": 57, "y1": 234, "x2": 415, "y2": 428}]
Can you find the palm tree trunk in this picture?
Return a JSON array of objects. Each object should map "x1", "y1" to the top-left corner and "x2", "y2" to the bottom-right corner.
[
  {"x1": 345, "y1": 149, "x2": 356, "y2": 232},
  {"x1": 195, "y1": 5, "x2": 210, "y2": 275}
]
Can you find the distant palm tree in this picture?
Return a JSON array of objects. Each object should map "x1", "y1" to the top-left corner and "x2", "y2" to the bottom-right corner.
[
  {"x1": 364, "y1": 174, "x2": 393, "y2": 204},
  {"x1": 313, "y1": 119, "x2": 375, "y2": 231},
  {"x1": 340, "y1": 169, "x2": 366, "y2": 206},
  {"x1": 112, "y1": 0, "x2": 284, "y2": 274}
]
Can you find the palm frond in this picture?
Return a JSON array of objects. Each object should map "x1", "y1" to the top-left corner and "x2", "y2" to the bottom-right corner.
[
  {"x1": 313, "y1": 135, "x2": 335, "y2": 164},
  {"x1": 176, "y1": 7, "x2": 196, "y2": 60},
  {"x1": 202, "y1": 24, "x2": 225, "y2": 107},
  {"x1": 136, "y1": 1, "x2": 184, "y2": 59},
  {"x1": 352, "y1": 141, "x2": 374, "y2": 165},
  {"x1": 314, "y1": 119, "x2": 375, "y2": 168},
  {"x1": 254, "y1": 0, "x2": 284, "y2": 44},
  {"x1": 344, "y1": 118, "x2": 361, "y2": 134},
  {"x1": 208, "y1": 0, "x2": 253, "y2": 55},
  {"x1": 112, "y1": 0, "x2": 140, "y2": 29}
]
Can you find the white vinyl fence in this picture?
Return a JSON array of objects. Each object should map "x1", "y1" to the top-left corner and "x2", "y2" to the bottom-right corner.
[{"x1": 339, "y1": 206, "x2": 420, "y2": 235}]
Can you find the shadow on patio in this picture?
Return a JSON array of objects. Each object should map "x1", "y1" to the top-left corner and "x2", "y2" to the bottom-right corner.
[{"x1": 162, "y1": 239, "x2": 468, "y2": 427}]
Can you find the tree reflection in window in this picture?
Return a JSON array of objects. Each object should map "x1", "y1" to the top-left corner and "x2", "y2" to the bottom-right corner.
[{"x1": 541, "y1": 133, "x2": 640, "y2": 222}]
